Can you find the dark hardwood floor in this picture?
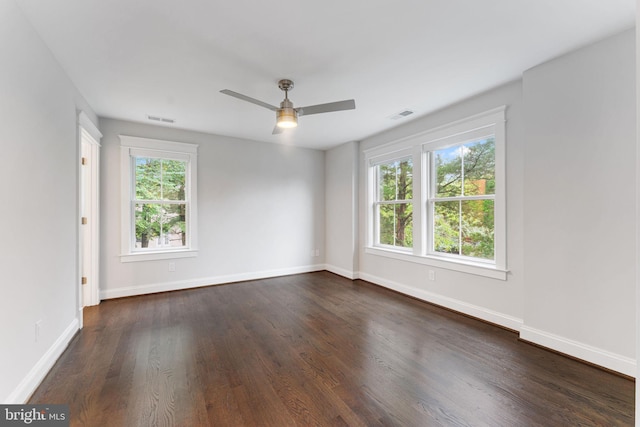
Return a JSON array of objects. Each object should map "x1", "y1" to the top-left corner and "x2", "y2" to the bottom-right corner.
[{"x1": 30, "y1": 272, "x2": 634, "y2": 426}]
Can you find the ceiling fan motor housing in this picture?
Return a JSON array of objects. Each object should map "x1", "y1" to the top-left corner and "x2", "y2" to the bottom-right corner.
[{"x1": 276, "y1": 99, "x2": 298, "y2": 128}]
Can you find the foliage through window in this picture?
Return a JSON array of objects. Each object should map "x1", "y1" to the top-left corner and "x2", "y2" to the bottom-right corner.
[
  {"x1": 430, "y1": 138, "x2": 495, "y2": 260},
  {"x1": 375, "y1": 158, "x2": 413, "y2": 248},
  {"x1": 134, "y1": 157, "x2": 187, "y2": 249}
]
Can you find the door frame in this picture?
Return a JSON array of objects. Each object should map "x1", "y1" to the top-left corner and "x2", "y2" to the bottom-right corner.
[{"x1": 78, "y1": 112, "x2": 102, "y2": 325}]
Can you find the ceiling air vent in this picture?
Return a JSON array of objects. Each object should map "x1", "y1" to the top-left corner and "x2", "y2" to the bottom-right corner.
[
  {"x1": 147, "y1": 115, "x2": 176, "y2": 124},
  {"x1": 389, "y1": 110, "x2": 414, "y2": 120}
]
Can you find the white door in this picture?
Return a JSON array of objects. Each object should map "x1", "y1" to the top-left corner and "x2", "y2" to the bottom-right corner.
[{"x1": 80, "y1": 125, "x2": 101, "y2": 307}]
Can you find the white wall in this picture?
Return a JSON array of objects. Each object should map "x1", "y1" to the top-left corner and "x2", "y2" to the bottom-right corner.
[
  {"x1": 99, "y1": 119, "x2": 326, "y2": 298},
  {"x1": 0, "y1": 1, "x2": 98, "y2": 402},
  {"x1": 522, "y1": 29, "x2": 636, "y2": 375},
  {"x1": 357, "y1": 80, "x2": 526, "y2": 330},
  {"x1": 325, "y1": 141, "x2": 359, "y2": 278}
]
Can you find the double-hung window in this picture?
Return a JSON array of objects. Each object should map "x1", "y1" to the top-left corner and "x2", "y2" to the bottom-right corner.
[
  {"x1": 120, "y1": 136, "x2": 198, "y2": 262},
  {"x1": 373, "y1": 157, "x2": 413, "y2": 249},
  {"x1": 427, "y1": 135, "x2": 495, "y2": 261},
  {"x1": 366, "y1": 107, "x2": 506, "y2": 279}
]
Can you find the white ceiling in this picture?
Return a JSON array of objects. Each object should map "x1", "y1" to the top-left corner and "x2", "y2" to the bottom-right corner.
[{"x1": 16, "y1": 0, "x2": 635, "y2": 150}]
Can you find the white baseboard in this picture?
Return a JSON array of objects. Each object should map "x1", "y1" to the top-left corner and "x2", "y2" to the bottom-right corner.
[
  {"x1": 520, "y1": 326, "x2": 636, "y2": 377},
  {"x1": 358, "y1": 272, "x2": 523, "y2": 331},
  {"x1": 101, "y1": 264, "x2": 326, "y2": 300},
  {"x1": 359, "y1": 272, "x2": 635, "y2": 377},
  {"x1": 324, "y1": 264, "x2": 359, "y2": 280},
  {"x1": 5, "y1": 318, "x2": 79, "y2": 404}
]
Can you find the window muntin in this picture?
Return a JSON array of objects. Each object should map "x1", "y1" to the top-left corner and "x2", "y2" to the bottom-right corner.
[
  {"x1": 374, "y1": 158, "x2": 413, "y2": 249},
  {"x1": 430, "y1": 137, "x2": 495, "y2": 262}
]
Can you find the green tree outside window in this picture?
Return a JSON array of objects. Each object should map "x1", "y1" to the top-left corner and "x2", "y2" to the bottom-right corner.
[
  {"x1": 433, "y1": 138, "x2": 495, "y2": 260},
  {"x1": 377, "y1": 159, "x2": 413, "y2": 248},
  {"x1": 134, "y1": 157, "x2": 187, "y2": 248}
]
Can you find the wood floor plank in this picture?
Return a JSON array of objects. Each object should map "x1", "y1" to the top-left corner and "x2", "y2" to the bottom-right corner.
[{"x1": 29, "y1": 272, "x2": 634, "y2": 426}]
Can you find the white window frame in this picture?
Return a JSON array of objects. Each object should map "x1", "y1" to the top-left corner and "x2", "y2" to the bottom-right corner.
[
  {"x1": 364, "y1": 107, "x2": 507, "y2": 280},
  {"x1": 120, "y1": 135, "x2": 198, "y2": 262},
  {"x1": 425, "y1": 129, "x2": 497, "y2": 264}
]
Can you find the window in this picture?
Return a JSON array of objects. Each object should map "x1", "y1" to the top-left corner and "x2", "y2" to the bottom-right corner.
[
  {"x1": 134, "y1": 157, "x2": 187, "y2": 249},
  {"x1": 429, "y1": 137, "x2": 495, "y2": 261},
  {"x1": 120, "y1": 136, "x2": 198, "y2": 262},
  {"x1": 374, "y1": 157, "x2": 413, "y2": 249},
  {"x1": 365, "y1": 107, "x2": 506, "y2": 279}
]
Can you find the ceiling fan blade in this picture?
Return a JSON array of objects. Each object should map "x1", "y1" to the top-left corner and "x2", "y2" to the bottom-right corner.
[
  {"x1": 297, "y1": 99, "x2": 355, "y2": 117},
  {"x1": 220, "y1": 89, "x2": 278, "y2": 111}
]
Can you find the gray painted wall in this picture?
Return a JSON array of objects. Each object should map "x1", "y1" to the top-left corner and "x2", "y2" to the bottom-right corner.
[
  {"x1": 0, "y1": 1, "x2": 97, "y2": 402},
  {"x1": 325, "y1": 141, "x2": 359, "y2": 278},
  {"x1": 522, "y1": 29, "x2": 635, "y2": 370},
  {"x1": 99, "y1": 119, "x2": 326, "y2": 298}
]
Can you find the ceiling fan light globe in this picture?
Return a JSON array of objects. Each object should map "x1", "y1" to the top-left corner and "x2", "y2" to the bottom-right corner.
[
  {"x1": 276, "y1": 108, "x2": 298, "y2": 128},
  {"x1": 277, "y1": 120, "x2": 297, "y2": 129}
]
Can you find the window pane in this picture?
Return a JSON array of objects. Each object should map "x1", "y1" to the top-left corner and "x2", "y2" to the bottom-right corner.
[
  {"x1": 135, "y1": 157, "x2": 162, "y2": 200},
  {"x1": 396, "y1": 203, "x2": 413, "y2": 247},
  {"x1": 163, "y1": 203, "x2": 187, "y2": 247},
  {"x1": 461, "y1": 200, "x2": 494, "y2": 260},
  {"x1": 379, "y1": 164, "x2": 396, "y2": 201},
  {"x1": 135, "y1": 203, "x2": 161, "y2": 248},
  {"x1": 135, "y1": 158, "x2": 187, "y2": 201},
  {"x1": 397, "y1": 160, "x2": 413, "y2": 200},
  {"x1": 379, "y1": 159, "x2": 413, "y2": 201},
  {"x1": 463, "y1": 138, "x2": 495, "y2": 196},
  {"x1": 135, "y1": 203, "x2": 186, "y2": 248},
  {"x1": 435, "y1": 146, "x2": 462, "y2": 197},
  {"x1": 379, "y1": 204, "x2": 395, "y2": 245},
  {"x1": 434, "y1": 201, "x2": 460, "y2": 254},
  {"x1": 162, "y1": 160, "x2": 186, "y2": 200},
  {"x1": 378, "y1": 203, "x2": 413, "y2": 248}
]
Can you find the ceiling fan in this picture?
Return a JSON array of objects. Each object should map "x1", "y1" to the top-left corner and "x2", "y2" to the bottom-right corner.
[{"x1": 220, "y1": 79, "x2": 356, "y2": 134}]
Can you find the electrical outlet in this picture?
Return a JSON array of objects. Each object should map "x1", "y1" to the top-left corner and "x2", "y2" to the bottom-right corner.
[
  {"x1": 315, "y1": 249, "x2": 320, "y2": 257},
  {"x1": 168, "y1": 262, "x2": 176, "y2": 272},
  {"x1": 35, "y1": 320, "x2": 42, "y2": 342},
  {"x1": 428, "y1": 270, "x2": 436, "y2": 281}
]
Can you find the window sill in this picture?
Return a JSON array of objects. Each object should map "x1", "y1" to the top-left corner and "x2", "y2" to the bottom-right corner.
[
  {"x1": 120, "y1": 249, "x2": 198, "y2": 263},
  {"x1": 365, "y1": 247, "x2": 508, "y2": 280}
]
